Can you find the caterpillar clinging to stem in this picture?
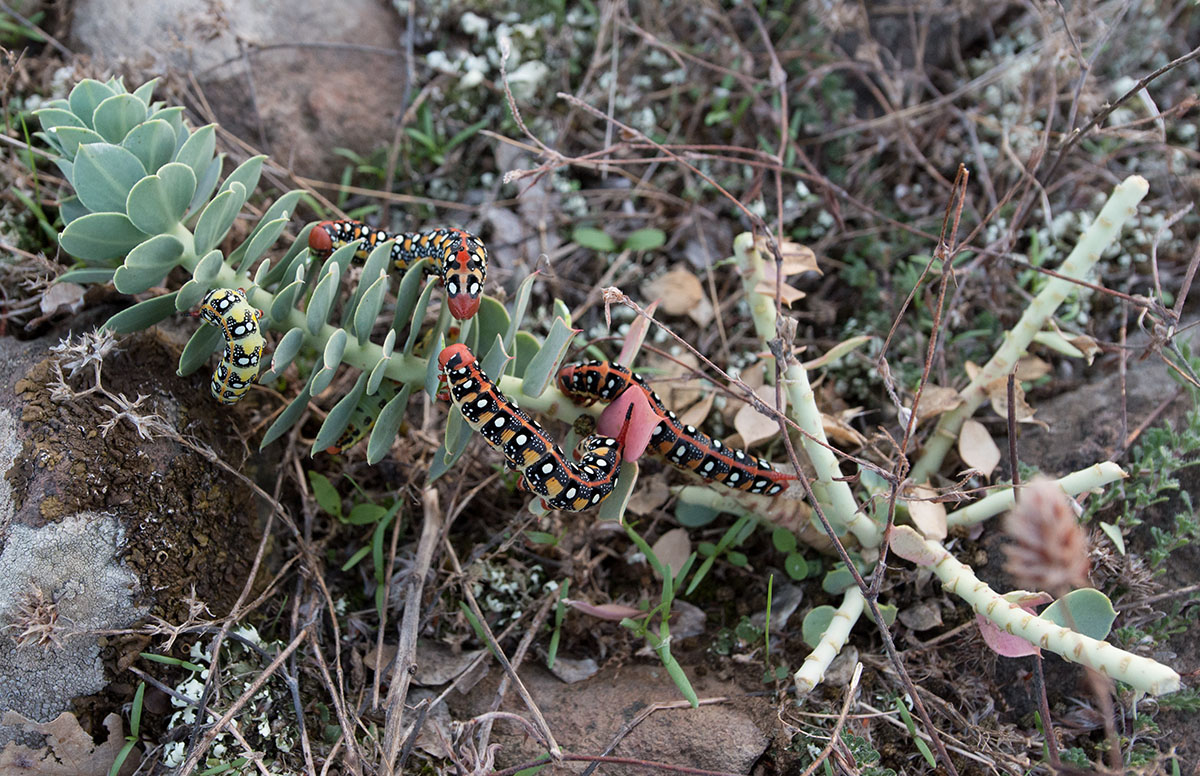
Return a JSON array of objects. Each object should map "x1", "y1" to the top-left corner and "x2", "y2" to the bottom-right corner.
[
  {"x1": 309, "y1": 220, "x2": 487, "y2": 320},
  {"x1": 557, "y1": 361, "x2": 795, "y2": 496},
  {"x1": 193, "y1": 287, "x2": 266, "y2": 404},
  {"x1": 438, "y1": 344, "x2": 624, "y2": 512}
]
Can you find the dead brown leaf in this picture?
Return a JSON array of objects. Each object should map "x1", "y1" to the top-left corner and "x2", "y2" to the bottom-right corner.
[
  {"x1": 651, "y1": 528, "x2": 692, "y2": 579},
  {"x1": 958, "y1": 419, "x2": 1001, "y2": 479},
  {"x1": 641, "y1": 265, "x2": 706, "y2": 319},
  {"x1": 733, "y1": 383, "x2": 786, "y2": 449},
  {"x1": 914, "y1": 385, "x2": 963, "y2": 424},
  {"x1": 905, "y1": 484, "x2": 947, "y2": 540}
]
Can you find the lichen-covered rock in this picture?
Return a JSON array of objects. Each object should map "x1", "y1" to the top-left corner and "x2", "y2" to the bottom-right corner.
[
  {"x1": 0, "y1": 512, "x2": 144, "y2": 727},
  {"x1": 0, "y1": 325, "x2": 264, "y2": 734}
]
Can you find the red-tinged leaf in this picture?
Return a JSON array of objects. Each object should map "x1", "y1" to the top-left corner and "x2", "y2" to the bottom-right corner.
[
  {"x1": 617, "y1": 299, "x2": 659, "y2": 366},
  {"x1": 566, "y1": 600, "x2": 646, "y2": 621},
  {"x1": 598, "y1": 386, "x2": 663, "y2": 461},
  {"x1": 977, "y1": 592, "x2": 1053, "y2": 658}
]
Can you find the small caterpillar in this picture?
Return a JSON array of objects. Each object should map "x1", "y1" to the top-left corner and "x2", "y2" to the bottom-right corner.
[
  {"x1": 194, "y1": 288, "x2": 265, "y2": 404},
  {"x1": 309, "y1": 220, "x2": 487, "y2": 320},
  {"x1": 438, "y1": 344, "x2": 623, "y2": 511},
  {"x1": 557, "y1": 361, "x2": 794, "y2": 496}
]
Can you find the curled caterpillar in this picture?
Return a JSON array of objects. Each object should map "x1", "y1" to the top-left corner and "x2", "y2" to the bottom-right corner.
[
  {"x1": 309, "y1": 220, "x2": 487, "y2": 319},
  {"x1": 194, "y1": 288, "x2": 265, "y2": 404},
  {"x1": 557, "y1": 361, "x2": 794, "y2": 496},
  {"x1": 438, "y1": 344, "x2": 622, "y2": 511}
]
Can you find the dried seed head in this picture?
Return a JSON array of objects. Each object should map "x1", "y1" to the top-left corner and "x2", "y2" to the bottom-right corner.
[{"x1": 1003, "y1": 478, "x2": 1090, "y2": 595}]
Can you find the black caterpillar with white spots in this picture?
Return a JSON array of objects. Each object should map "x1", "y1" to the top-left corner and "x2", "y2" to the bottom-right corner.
[
  {"x1": 309, "y1": 220, "x2": 487, "y2": 320},
  {"x1": 193, "y1": 288, "x2": 265, "y2": 404},
  {"x1": 557, "y1": 361, "x2": 795, "y2": 496},
  {"x1": 439, "y1": 344, "x2": 623, "y2": 511}
]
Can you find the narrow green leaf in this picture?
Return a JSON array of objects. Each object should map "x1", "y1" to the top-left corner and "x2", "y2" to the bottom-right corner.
[
  {"x1": 322, "y1": 327, "x2": 349, "y2": 371},
  {"x1": 596, "y1": 461, "x2": 639, "y2": 522},
  {"x1": 260, "y1": 382, "x2": 313, "y2": 449},
  {"x1": 390, "y1": 256, "x2": 432, "y2": 336},
  {"x1": 131, "y1": 78, "x2": 159, "y2": 105},
  {"x1": 307, "y1": 262, "x2": 341, "y2": 336},
  {"x1": 122, "y1": 119, "x2": 180, "y2": 174},
  {"x1": 186, "y1": 154, "x2": 224, "y2": 217},
  {"x1": 34, "y1": 107, "x2": 86, "y2": 134},
  {"x1": 344, "y1": 239, "x2": 394, "y2": 326},
  {"x1": 520, "y1": 317, "x2": 576, "y2": 398},
  {"x1": 307, "y1": 471, "x2": 342, "y2": 518},
  {"x1": 312, "y1": 372, "x2": 368, "y2": 454},
  {"x1": 58, "y1": 195, "x2": 88, "y2": 226},
  {"x1": 269, "y1": 276, "x2": 306, "y2": 323},
  {"x1": 91, "y1": 93, "x2": 148, "y2": 144},
  {"x1": 233, "y1": 215, "x2": 288, "y2": 274},
  {"x1": 191, "y1": 249, "x2": 223, "y2": 284},
  {"x1": 366, "y1": 383, "x2": 413, "y2": 464},
  {"x1": 366, "y1": 331, "x2": 397, "y2": 394},
  {"x1": 401, "y1": 279, "x2": 439, "y2": 355},
  {"x1": 61, "y1": 212, "x2": 149, "y2": 262},
  {"x1": 480, "y1": 335, "x2": 510, "y2": 380},
  {"x1": 267, "y1": 326, "x2": 307, "y2": 377},
  {"x1": 123, "y1": 233, "x2": 184, "y2": 270},
  {"x1": 353, "y1": 270, "x2": 390, "y2": 346},
  {"x1": 174, "y1": 123, "x2": 216, "y2": 179},
  {"x1": 174, "y1": 279, "x2": 210, "y2": 311},
  {"x1": 45, "y1": 126, "x2": 105, "y2": 159},
  {"x1": 111, "y1": 265, "x2": 169, "y2": 294},
  {"x1": 177, "y1": 321, "x2": 223, "y2": 377},
  {"x1": 72, "y1": 143, "x2": 147, "y2": 213},
  {"x1": 504, "y1": 271, "x2": 538, "y2": 351},
  {"x1": 193, "y1": 182, "x2": 246, "y2": 255},
  {"x1": 146, "y1": 105, "x2": 184, "y2": 134},
  {"x1": 125, "y1": 162, "x2": 196, "y2": 234},
  {"x1": 512, "y1": 330, "x2": 540, "y2": 379},
  {"x1": 68, "y1": 79, "x2": 116, "y2": 128},
  {"x1": 102, "y1": 292, "x2": 180, "y2": 333},
  {"x1": 442, "y1": 404, "x2": 468, "y2": 461},
  {"x1": 56, "y1": 267, "x2": 116, "y2": 284},
  {"x1": 220, "y1": 154, "x2": 266, "y2": 200},
  {"x1": 572, "y1": 226, "x2": 616, "y2": 252}
]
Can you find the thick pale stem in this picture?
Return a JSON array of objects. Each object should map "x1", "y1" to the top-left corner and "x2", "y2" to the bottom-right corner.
[
  {"x1": 793, "y1": 586, "x2": 865, "y2": 696},
  {"x1": 911, "y1": 176, "x2": 1149, "y2": 483},
  {"x1": 947, "y1": 462, "x2": 1126, "y2": 527},
  {"x1": 920, "y1": 536, "x2": 1179, "y2": 696},
  {"x1": 734, "y1": 233, "x2": 879, "y2": 547}
]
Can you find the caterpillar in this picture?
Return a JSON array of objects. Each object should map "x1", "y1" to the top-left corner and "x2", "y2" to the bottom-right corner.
[
  {"x1": 438, "y1": 344, "x2": 623, "y2": 511},
  {"x1": 309, "y1": 220, "x2": 487, "y2": 320},
  {"x1": 193, "y1": 288, "x2": 265, "y2": 404},
  {"x1": 556, "y1": 361, "x2": 794, "y2": 496}
]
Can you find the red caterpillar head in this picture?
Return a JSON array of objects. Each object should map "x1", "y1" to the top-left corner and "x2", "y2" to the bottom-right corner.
[
  {"x1": 438, "y1": 343, "x2": 476, "y2": 373},
  {"x1": 441, "y1": 229, "x2": 487, "y2": 320}
]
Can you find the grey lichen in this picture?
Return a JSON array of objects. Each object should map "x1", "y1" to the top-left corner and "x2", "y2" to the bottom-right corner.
[{"x1": 0, "y1": 511, "x2": 147, "y2": 731}]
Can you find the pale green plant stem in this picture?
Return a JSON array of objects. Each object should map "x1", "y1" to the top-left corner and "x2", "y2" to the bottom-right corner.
[
  {"x1": 734, "y1": 233, "x2": 880, "y2": 547},
  {"x1": 947, "y1": 462, "x2": 1126, "y2": 527},
  {"x1": 914, "y1": 533, "x2": 1180, "y2": 695},
  {"x1": 793, "y1": 585, "x2": 865, "y2": 695},
  {"x1": 911, "y1": 175, "x2": 1150, "y2": 483}
]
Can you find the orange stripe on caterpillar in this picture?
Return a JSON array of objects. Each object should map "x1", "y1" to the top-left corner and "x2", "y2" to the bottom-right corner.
[
  {"x1": 557, "y1": 361, "x2": 794, "y2": 496},
  {"x1": 309, "y1": 220, "x2": 487, "y2": 319},
  {"x1": 438, "y1": 344, "x2": 622, "y2": 512},
  {"x1": 193, "y1": 288, "x2": 265, "y2": 404}
]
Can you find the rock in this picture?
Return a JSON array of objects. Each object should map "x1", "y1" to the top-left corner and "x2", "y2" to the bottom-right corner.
[
  {"x1": 448, "y1": 663, "x2": 768, "y2": 774},
  {"x1": 69, "y1": 0, "x2": 409, "y2": 180},
  {"x1": 0, "y1": 324, "x2": 263, "y2": 734}
]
